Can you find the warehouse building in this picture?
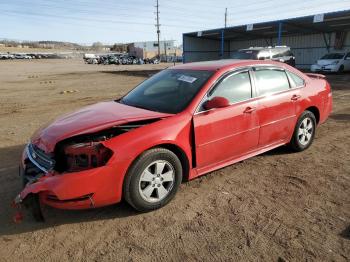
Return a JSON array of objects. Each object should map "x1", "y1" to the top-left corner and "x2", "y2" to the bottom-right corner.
[{"x1": 183, "y1": 9, "x2": 350, "y2": 69}]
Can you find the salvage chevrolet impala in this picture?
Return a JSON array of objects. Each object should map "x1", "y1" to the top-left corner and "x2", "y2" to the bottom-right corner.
[{"x1": 14, "y1": 60, "x2": 332, "y2": 221}]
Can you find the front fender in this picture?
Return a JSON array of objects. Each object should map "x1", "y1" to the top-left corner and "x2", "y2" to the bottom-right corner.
[{"x1": 105, "y1": 112, "x2": 193, "y2": 166}]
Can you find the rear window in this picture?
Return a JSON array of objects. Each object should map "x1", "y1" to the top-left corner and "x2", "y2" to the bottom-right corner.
[
  {"x1": 254, "y1": 69, "x2": 290, "y2": 96},
  {"x1": 286, "y1": 71, "x2": 305, "y2": 88}
]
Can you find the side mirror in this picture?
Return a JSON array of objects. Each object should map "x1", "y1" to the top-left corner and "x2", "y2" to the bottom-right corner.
[{"x1": 204, "y1": 96, "x2": 230, "y2": 110}]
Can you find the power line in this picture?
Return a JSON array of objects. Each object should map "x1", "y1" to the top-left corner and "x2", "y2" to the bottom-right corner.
[
  {"x1": 0, "y1": 0, "x2": 226, "y2": 19},
  {"x1": 0, "y1": 1, "x2": 224, "y2": 25},
  {"x1": 0, "y1": 1, "x2": 225, "y2": 24},
  {"x1": 0, "y1": 12, "x2": 155, "y2": 34},
  {"x1": 0, "y1": 9, "x2": 205, "y2": 30},
  {"x1": 3, "y1": 0, "x2": 348, "y2": 43}
]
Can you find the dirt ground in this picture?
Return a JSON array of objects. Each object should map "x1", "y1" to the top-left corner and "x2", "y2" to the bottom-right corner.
[{"x1": 0, "y1": 59, "x2": 349, "y2": 262}]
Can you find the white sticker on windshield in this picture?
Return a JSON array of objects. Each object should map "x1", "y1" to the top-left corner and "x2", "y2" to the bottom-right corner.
[{"x1": 178, "y1": 75, "x2": 197, "y2": 83}]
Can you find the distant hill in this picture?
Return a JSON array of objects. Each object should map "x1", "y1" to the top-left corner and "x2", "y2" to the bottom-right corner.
[{"x1": 0, "y1": 39, "x2": 87, "y2": 50}]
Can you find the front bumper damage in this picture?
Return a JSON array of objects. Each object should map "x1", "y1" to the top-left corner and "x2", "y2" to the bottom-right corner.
[
  {"x1": 13, "y1": 144, "x2": 116, "y2": 223},
  {"x1": 12, "y1": 145, "x2": 48, "y2": 223},
  {"x1": 12, "y1": 112, "x2": 167, "y2": 223}
]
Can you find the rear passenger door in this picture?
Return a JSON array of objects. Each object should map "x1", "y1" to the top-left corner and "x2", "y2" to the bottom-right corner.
[{"x1": 252, "y1": 67, "x2": 298, "y2": 147}]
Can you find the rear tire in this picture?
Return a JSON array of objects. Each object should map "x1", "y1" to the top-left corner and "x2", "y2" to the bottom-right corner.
[
  {"x1": 123, "y1": 148, "x2": 182, "y2": 212},
  {"x1": 289, "y1": 111, "x2": 316, "y2": 152}
]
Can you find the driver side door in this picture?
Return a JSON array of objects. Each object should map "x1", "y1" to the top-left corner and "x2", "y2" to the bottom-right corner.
[{"x1": 193, "y1": 69, "x2": 259, "y2": 171}]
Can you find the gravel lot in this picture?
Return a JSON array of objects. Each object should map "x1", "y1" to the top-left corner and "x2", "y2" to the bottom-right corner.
[{"x1": 0, "y1": 59, "x2": 349, "y2": 262}]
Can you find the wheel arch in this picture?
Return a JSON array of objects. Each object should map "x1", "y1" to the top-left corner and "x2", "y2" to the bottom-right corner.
[
  {"x1": 150, "y1": 143, "x2": 191, "y2": 182},
  {"x1": 123, "y1": 142, "x2": 191, "y2": 187},
  {"x1": 304, "y1": 106, "x2": 320, "y2": 124}
]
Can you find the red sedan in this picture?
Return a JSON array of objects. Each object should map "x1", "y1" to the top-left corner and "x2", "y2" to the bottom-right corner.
[{"x1": 14, "y1": 60, "x2": 332, "y2": 221}]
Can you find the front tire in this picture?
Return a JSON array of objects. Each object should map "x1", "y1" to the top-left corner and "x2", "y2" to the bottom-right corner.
[
  {"x1": 123, "y1": 148, "x2": 182, "y2": 212},
  {"x1": 289, "y1": 110, "x2": 316, "y2": 152},
  {"x1": 338, "y1": 65, "x2": 344, "y2": 73}
]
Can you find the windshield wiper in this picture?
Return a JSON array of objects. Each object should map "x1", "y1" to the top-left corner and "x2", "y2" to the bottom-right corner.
[
  {"x1": 117, "y1": 99, "x2": 165, "y2": 113},
  {"x1": 131, "y1": 104, "x2": 154, "y2": 111}
]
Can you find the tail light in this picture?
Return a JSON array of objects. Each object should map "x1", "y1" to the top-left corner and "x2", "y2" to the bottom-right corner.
[{"x1": 63, "y1": 142, "x2": 113, "y2": 172}]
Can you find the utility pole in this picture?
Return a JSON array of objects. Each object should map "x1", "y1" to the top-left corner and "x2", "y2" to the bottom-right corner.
[
  {"x1": 225, "y1": 8, "x2": 227, "y2": 28},
  {"x1": 164, "y1": 40, "x2": 167, "y2": 60},
  {"x1": 155, "y1": 0, "x2": 160, "y2": 60}
]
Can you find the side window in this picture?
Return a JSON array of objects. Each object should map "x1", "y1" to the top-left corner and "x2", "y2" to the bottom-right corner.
[
  {"x1": 345, "y1": 53, "x2": 350, "y2": 59},
  {"x1": 286, "y1": 71, "x2": 305, "y2": 88},
  {"x1": 209, "y1": 71, "x2": 252, "y2": 104},
  {"x1": 254, "y1": 69, "x2": 290, "y2": 96}
]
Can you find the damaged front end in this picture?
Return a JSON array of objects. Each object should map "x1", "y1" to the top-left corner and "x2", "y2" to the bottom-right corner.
[
  {"x1": 13, "y1": 143, "x2": 55, "y2": 223},
  {"x1": 13, "y1": 119, "x2": 160, "y2": 222}
]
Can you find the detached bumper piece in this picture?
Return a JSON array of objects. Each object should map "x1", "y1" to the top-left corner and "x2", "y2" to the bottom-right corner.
[{"x1": 12, "y1": 193, "x2": 44, "y2": 223}]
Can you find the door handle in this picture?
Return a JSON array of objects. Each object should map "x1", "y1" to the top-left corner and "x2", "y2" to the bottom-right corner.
[
  {"x1": 243, "y1": 106, "x2": 256, "y2": 113},
  {"x1": 291, "y1": 94, "x2": 301, "y2": 101}
]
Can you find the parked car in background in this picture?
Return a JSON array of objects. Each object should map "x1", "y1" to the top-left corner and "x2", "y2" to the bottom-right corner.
[
  {"x1": 13, "y1": 54, "x2": 24, "y2": 59},
  {"x1": 86, "y1": 58, "x2": 98, "y2": 64},
  {"x1": 83, "y1": 53, "x2": 161, "y2": 66},
  {"x1": 83, "y1": 53, "x2": 98, "y2": 61},
  {"x1": 0, "y1": 53, "x2": 12, "y2": 59},
  {"x1": 311, "y1": 52, "x2": 350, "y2": 73},
  {"x1": 14, "y1": 59, "x2": 332, "y2": 221},
  {"x1": 13, "y1": 54, "x2": 32, "y2": 59},
  {"x1": 231, "y1": 46, "x2": 296, "y2": 66}
]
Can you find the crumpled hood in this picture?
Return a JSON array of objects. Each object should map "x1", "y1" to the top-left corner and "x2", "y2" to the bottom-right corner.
[
  {"x1": 31, "y1": 101, "x2": 172, "y2": 152},
  {"x1": 317, "y1": 59, "x2": 340, "y2": 66}
]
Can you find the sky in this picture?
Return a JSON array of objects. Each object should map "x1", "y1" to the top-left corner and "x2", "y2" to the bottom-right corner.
[{"x1": 0, "y1": 0, "x2": 350, "y2": 45}]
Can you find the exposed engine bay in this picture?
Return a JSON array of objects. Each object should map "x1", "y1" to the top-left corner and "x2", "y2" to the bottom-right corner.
[
  {"x1": 54, "y1": 119, "x2": 159, "y2": 172},
  {"x1": 28, "y1": 119, "x2": 159, "y2": 175}
]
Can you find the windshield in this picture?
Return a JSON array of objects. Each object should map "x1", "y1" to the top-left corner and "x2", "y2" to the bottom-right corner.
[
  {"x1": 231, "y1": 50, "x2": 259, "y2": 59},
  {"x1": 120, "y1": 69, "x2": 213, "y2": 114},
  {"x1": 321, "y1": 53, "x2": 344, "y2": 60}
]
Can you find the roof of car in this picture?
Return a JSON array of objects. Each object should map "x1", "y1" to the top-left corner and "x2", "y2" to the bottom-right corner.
[
  {"x1": 239, "y1": 46, "x2": 290, "y2": 51},
  {"x1": 171, "y1": 59, "x2": 285, "y2": 71}
]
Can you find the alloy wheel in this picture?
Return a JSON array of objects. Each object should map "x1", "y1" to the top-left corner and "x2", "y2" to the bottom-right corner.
[
  {"x1": 298, "y1": 117, "x2": 313, "y2": 146},
  {"x1": 138, "y1": 160, "x2": 175, "y2": 203}
]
